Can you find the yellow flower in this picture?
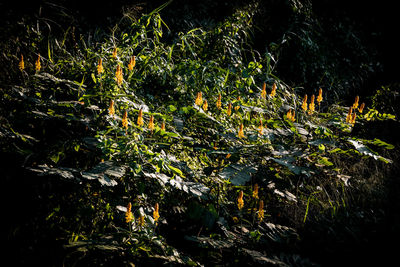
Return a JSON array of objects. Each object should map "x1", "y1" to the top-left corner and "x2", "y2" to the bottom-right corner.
[
  {"x1": 227, "y1": 102, "x2": 232, "y2": 116},
  {"x1": 226, "y1": 153, "x2": 231, "y2": 159},
  {"x1": 125, "y1": 202, "x2": 134, "y2": 223},
  {"x1": 97, "y1": 58, "x2": 104, "y2": 74},
  {"x1": 302, "y1": 94, "x2": 308, "y2": 112},
  {"x1": 317, "y1": 88, "x2": 323, "y2": 104},
  {"x1": 35, "y1": 54, "x2": 41, "y2": 71},
  {"x1": 237, "y1": 190, "x2": 244, "y2": 210},
  {"x1": 258, "y1": 120, "x2": 263, "y2": 135},
  {"x1": 346, "y1": 107, "x2": 353, "y2": 123},
  {"x1": 216, "y1": 94, "x2": 222, "y2": 110},
  {"x1": 148, "y1": 115, "x2": 155, "y2": 131},
  {"x1": 137, "y1": 108, "x2": 144, "y2": 127},
  {"x1": 359, "y1": 102, "x2": 365, "y2": 113},
  {"x1": 258, "y1": 200, "x2": 264, "y2": 222},
  {"x1": 122, "y1": 110, "x2": 128, "y2": 130},
  {"x1": 238, "y1": 123, "x2": 245, "y2": 139},
  {"x1": 115, "y1": 65, "x2": 123, "y2": 86},
  {"x1": 286, "y1": 109, "x2": 296, "y2": 122},
  {"x1": 137, "y1": 215, "x2": 145, "y2": 227},
  {"x1": 112, "y1": 47, "x2": 118, "y2": 59},
  {"x1": 261, "y1": 82, "x2": 267, "y2": 99},
  {"x1": 270, "y1": 83, "x2": 277, "y2": 97},
  {"x1": 232, "y1": 216, "x2": 239, "y2": 223},
  {"x1": 128, "y1": 55, "x2": 136, "y2": 71},
  {"x1": 153, "y1": 203, "x2": 160, "y2": 223},
  {"x1": 161, "y1": 121, "x2": 166, "y2": 131},
  {"x1": 202, "y1": 99, "x2": 208, "y2": 111},
  {"x1": 308, "y1": 95, "x2": 315, "y2": 115},
  {"x1": 19, "y1": 54, "x2": 24, "y2": 70},
  {"x1": 352, "y1": 96, "x2": 359, "y2": 109},
  {"x1": 195, "y1": 92, "x2": 203, "y2": 106},
  {"x1": 350, "y1": 111, "x2": 356, "y2": 125},
  {"x1": 108, "y1": 99, "x2": 115, "y2": 116},
  {"x1": 252, "y1": 184, "x2": 259, "y2": 199}
]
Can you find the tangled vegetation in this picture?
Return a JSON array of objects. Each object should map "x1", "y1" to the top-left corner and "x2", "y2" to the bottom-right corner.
[{"x1": 2, "y1": 1, "x2": 399, "y2": 266}]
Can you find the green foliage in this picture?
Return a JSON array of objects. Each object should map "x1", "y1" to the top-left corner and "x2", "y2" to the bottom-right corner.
[{"x1": 2, "y1": 2, "x2": 397, "y2": 265}]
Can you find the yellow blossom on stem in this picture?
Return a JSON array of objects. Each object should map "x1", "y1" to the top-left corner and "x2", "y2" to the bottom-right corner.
[
  {"x1": 137, "y1": 215, "x2": 145, "y2": 228},
  {"x1": 125, "y1": 202, "x2": 134, "y2": 223},
  {"x1": 359, "y1": 102, "x2": 365, "y2": 113},
  {"x1": 238, "y1": 123, "x2": 245, "y2": 139},
  {"x1": 148, "y1": 115, "x2": 155, "y2": 131},
  {"x1": 317, "y1": 88, "x2": 323, "y2": 104},
  {"x1": 112, "y1": 47, "x2": 118, "y2": 59},
  {"x1": 346, "y1": 107, "x2": 353, "y2": 123},
  {"x1": 137, "y1": 108, "x2": 144, "y2": 127},
  {"x1": 35, "y1": 54, "x2": 41, "y2": 71},
  {"x1": 350, "y1": 111, "x2": 356, "y2": 125},
  {"x1": 258, "y1": 119, "x2": 263, "y2": 135},
  {"x1": 97, "y1": 58, "x2": 104, "y2": 74},
  {"x1": 128, "y1": 55, "x2": 136, "y2": 71},
  {"x1": 308, "y1": 95, "x2": 315, "y2": 115},
  {"x1": 19, "y1": 54, "x2": 24, "y2": 70},
  {"x1": 216, "y1": 94, "x2": 222, "y2": 110},
  {"x1": 227, "y1": 102, "x2": 232, "y2": 116},
  {"x1": 226, "y1": 153, "x2": 231, "y2": 159},
  {"x1": 252, "y1": 184, "x2": 259, "y2": 199},
  {"x1": 122, "y1": 110, "x2": 128, "y2": 130},
  {"x1": 261, "y1": 82, "x2": 267, "y2": 99},
  {"x1": 270, "y1": 83, "x2": 277, "y2": 97},
  {"x1": 115, "y1": 65, "x2": 123, "y2": 86},
  {"x1": 258, "y1": 200, "x2": 264, "y2": 222},
  {"x1": 161, "y1": 121, "x2": 166, "y2": 131},
  {"x1": 237, "y1": 190, "x2": 244, "y2": 210},
  {"x1": 202, "y1": 99, "x2": 208, "y2": 111},
  {"x1": 153, "y1": 203, "x2": 160, "y2": 224},
  {"x1": 352, "y1": 96, "x2": 359, "y2": 109},
  {"x1": 195, "y1": 92, "x2": 203, "y2": 106},
  {"x1": 108, "y1": 99, "x2": 115, "y2": 116},
  {"x1": 302, "y1": 94, "x2": 308, "y2": 112}
]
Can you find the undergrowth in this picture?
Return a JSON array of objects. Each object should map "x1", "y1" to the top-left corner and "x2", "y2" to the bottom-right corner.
[{"x1": 1, "y1": 1, "x2": 398, "y2": 266}]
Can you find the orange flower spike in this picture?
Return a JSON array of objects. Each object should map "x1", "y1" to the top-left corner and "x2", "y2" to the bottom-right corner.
[
  {"x1": 238, "y1": 123, "x2": 245, "y2": 139},
  {"x1": 148, "y1": 115, "x2": 155, "y2": 131},
  {"x1": 195, "y1": 92, "x2": 203, "y2": 106},
  {"x1": 237, "y1": 191, "x2": 244, "y2": 210},
  {"x1": 353, "y1": 96, "x2": 359, "y2": 109},
  {"x1": 202, "y1": 99, "x2": 208, "y2": 111},
  {"x1": 115, "y1": 65, "x2": 123, "y2": 86},
  {"x1": 97, "y1": 58, "x2": 104, "y2": 74},
  {"x1": 153, "y1": 203, "x2": 160, "y2": 223},
  {"x1": 346, "y1": 107, "x2": 353, "y2": 123},
  {"x1": 227, "y1": 102, "x2": 232, "y2": 116},
  {"x1": 308, "y1": 95, "x2": 315, "y2": 115},
  {"x1": 291, "y1": 109, "x2": 296, "y2": 122},
  {"x1": 258, "y1": 119, "x2": 263, "y2": 135},
  {"x1": 261, "y1": 82, "x2": 267, "y2": 99},
  {"x1": 351, "y1": 112, "x2": 356, "y2": 125},
  {"x1": 137, "y1": 108, "x2": 144, "y2": 127},
  {"x1": 122, "y1": 110, "x2": 128, "y2": 130},
  {"x1": 252, "y1": 184, "x2": 259, "y2": 199},
  {"x1": 137, "y1": 215, "x2": 145, "y2": 227},
  {"x1": 125, "y1": 202, "x2": 134, "y2": 223},
  {"x1": 286, "y1": 109, "x2": 292, "y2": 121},
  {"x1": 359, "y1": 102, "x2": 365, "y2": 113},
  {"x1": 270, "y1": 83, "x2": 277, "y2": 97},
  {"x1": 161, "y1": 121, "x2": 166, "y2": 131},
  {"x1": 128, "y1": 55, "x2": 136, "y2": 71},
  {"x1": 216, "y1": 94, "x2": 222, "y2": 110},
  {"x1": 108, "y1": 99, "x2": 115, "y2": 116},
  {"x1": 19, "y1": 54, "x2": 24, "y2": 70},
  {"x1": 302, "y1": 94, "x2": 308, "y2": 111},
  {"x1": 258, "y1": 200, "x2": 265, "y2": 222},
  {"x1": 35, "y1": 54, "x2": 41, "y2": 71},
  {"x1": 317, "y1": 88, "x2": 323, "y2": 104},
  {"x1": 112, "y1": 47, "x2": 118, "y2": 59}
]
